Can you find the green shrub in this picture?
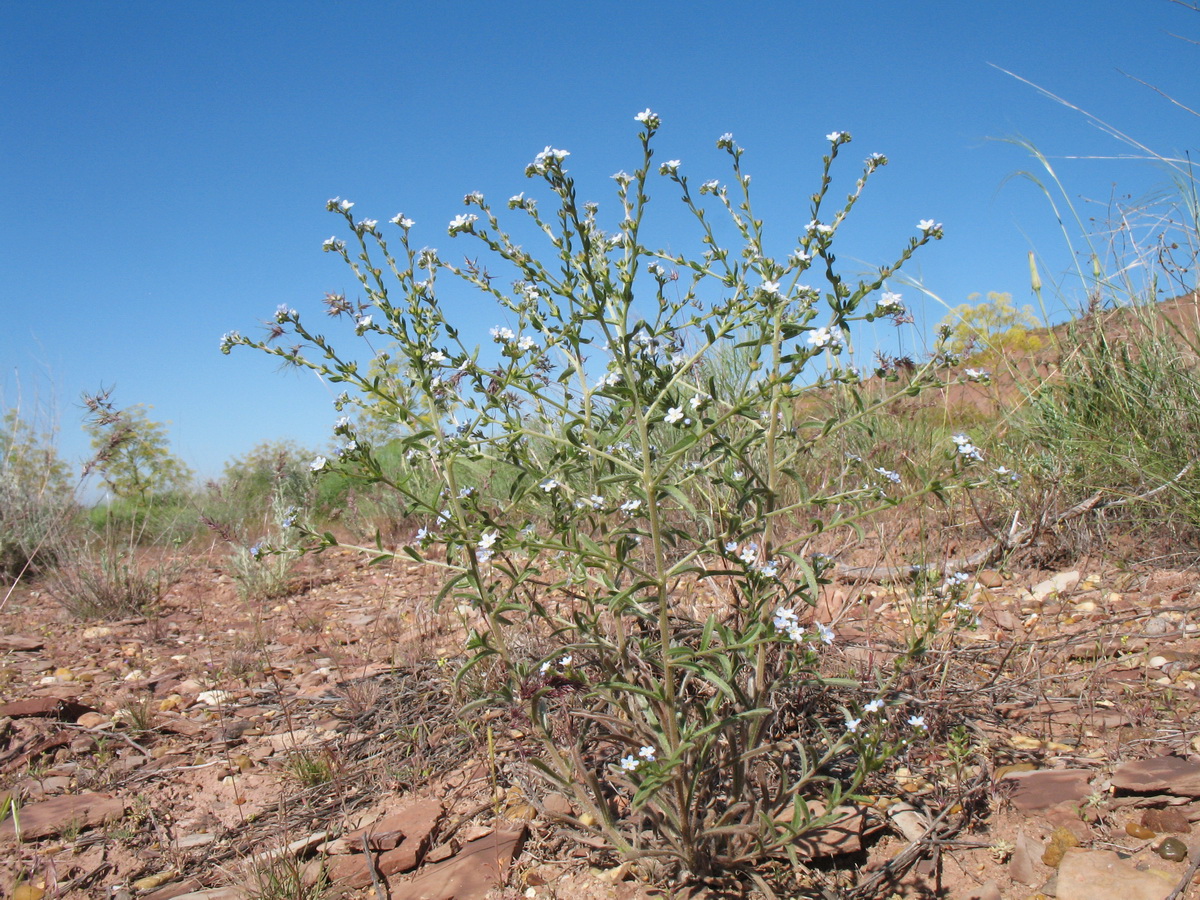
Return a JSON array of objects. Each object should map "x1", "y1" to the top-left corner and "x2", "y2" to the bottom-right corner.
[
  {"x1": 228, "y1": 116, "x2": 979, "y2": 878},
  {"x1": 0, "y1": 409, "x2": 76, "y2": 580}
]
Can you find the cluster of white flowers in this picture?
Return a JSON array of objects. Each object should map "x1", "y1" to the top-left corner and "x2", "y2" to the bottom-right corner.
[
  {"x1": 322, "y1": 236, "x2": 346, "y2": 252},
  {"x1": 619, "y1": 745, "x2": 657, "y2": 772},
  {"x1": 448, "y1": 213, "x2": 478, "y2": 235},
  {"x1": 390, "y1": 213, "x2": 415, "y2": 229},
  {"x1": 826, "y1": 130, "x2": 850, "y2": 144},
  {"x1": 805, "y1": 220, "x2": 835, "y2": 236},
  {"x1": 619, "y1": 498, "x2": 642, "y2": 515},
  {"x1": 476, "y1": 529, "x2": 499, "y2": 564},
  {"x1": 490, "y1": 325, "x2": 516, "y2": 342},
  {"x1": 275, "y1": 304, "x2": 296, "y2": 323},
  {"x1": 357, "y1": 218, "x2": 378, "y2": 233},
  {"x1": 773, "y1": 607, "x2": 805, "y2": 643},
  {"x1": 634, "y1": 108, "x2": 661, "y2": 129},
  {"x1": 918, "y1": 218, "x2": 944, "y2": 235},
  {"x1": 875, "y1": 466, "x2": 901, "y2": 485},
  {"x1": 807, "y1": 326, "x2": 844, "y2": 352},
  {"x1": 659, "y1": 159, "x2": 681, "y2": 175},
  {"x1": 716, "y1": 132, "x2": 735, "y2": 150},
  {"x1": 539, "y1": 653, "x2": 573, "y2": 675},
  {"x1": 595, "y1": 371, "x2": 622, "y2": 389},
  {"x1": 528, "y1": 145, "x2": 570, "y2": 175},
  {"x1": 952, "y1": 432, "x2": 983, "y2": 462},
  {"x1": 964, "y1": 367, "x2": 991, "y2": 382},
  {"x1": 326, "y1": 197, "x2": 354, "y2": 212},
  {"x1": 875, "y1": 291, "x2": 905, "y2": 316}
]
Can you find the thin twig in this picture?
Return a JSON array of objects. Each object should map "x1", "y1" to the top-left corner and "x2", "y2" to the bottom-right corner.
[{"x1": 361, "y1": 832, "x2": 389, "y2": 900}]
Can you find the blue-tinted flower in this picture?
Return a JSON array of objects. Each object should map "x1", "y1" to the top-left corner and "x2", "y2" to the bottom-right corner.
[
  {"x1": 816, "y1": 622, "x2": 835, "y2": 645},
  {"x1": 540, "y1": 478, "x2": 562, "y2": 492},
  {"x1": 845, "y1": 717, "x2": 862, "y2": 734}
]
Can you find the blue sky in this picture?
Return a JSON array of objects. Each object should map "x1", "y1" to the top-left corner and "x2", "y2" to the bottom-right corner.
[{"x1": 3, "y1": 1, "x2": 1196, "y2": 488}]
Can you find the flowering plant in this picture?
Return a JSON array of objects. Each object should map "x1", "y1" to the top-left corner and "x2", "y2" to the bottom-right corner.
[{"x1": 228, "y1": 114, "x2": 966, "y2": 878}]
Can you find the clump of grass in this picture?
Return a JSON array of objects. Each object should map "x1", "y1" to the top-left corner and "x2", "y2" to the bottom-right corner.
[
  {"x1": 284, "y1": 749, "x2": 337, "y2": 789},
  {"x1": 47, "y1": 546, "x2": 182, "y2": 619},
  {"x1": 247, "y1": 852, "x2": 331, "y2": 900}
]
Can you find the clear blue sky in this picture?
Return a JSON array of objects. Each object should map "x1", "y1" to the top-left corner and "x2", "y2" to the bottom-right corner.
[{"x1": 4, "y1": 1, "x2": 1196, "y2": 488}]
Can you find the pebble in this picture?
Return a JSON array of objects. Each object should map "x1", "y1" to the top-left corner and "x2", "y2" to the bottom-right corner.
[{"x1": 1155, "y1": 837, "x2": 1188, "y2": 861}]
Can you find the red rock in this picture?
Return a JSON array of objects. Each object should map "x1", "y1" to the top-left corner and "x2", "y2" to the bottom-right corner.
[
  {"x1": 1056, "y1": 848, "x2": 1175, "y2": 900},
  {"x1": 0, "y1": 635, "x2": 43, "y2": 651},
  {"x1": 1002, "y1": 769, "x2": 1094, "y2": 810},
  {"x1": 1112, "y1": 757, "x2": 1200, "y2": 797},
  {"x1": 0, "y1": 697, "x2": 96, "y2": 721},
  {"x1": 394, "y1": 827, "x2": 527, "y2": 900},
  {"x1": 793, "y1": 805, "x2": 879, "y2": 858},
  {"x1": 0, "y1": 792, "x2": 125, "y2": 839},
  {"x1": 1141, "y1": 807, "x2": 1193, "y2": 834},
  {"x1": 328, "y1": 798, "x2": 445, "y2": 887}
]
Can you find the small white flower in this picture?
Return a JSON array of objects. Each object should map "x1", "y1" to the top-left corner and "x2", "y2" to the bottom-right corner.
[
  {"x1": 908, "y1": 715, "x2": 926, "y2": 730},
  {"x1": 390, "y1": 213, "x2": 415, "y2": 228},
  {"x1": 448, "y1": 213, "x2": 478, "y2": 234},
  {"x1": 611, "y1": 170, "x2": 632, "y2": 186},
  {"x1": 517, "y1": 335, "x2": 537, "y2": 352},
  {"x1": 358, "y1": 218, "x2": 378, "y2": 231},
  {"x1": 634, "y1": 108, "x2": 660, "y2": 128},
  {"x1": 322, "y1": 236, "x2": 345, "y2": 252},
  {"x1": 356, "y1": 314, "x2": 372, "y2": 330},
  {"x1": 845, "y1": 717, "x2": 862, "y2": 734},
  {"x1": 964, "y1": 367, "x2": 991, "y2": 382},
  {"x1": 700, "y1": 178, "x2": 720, "y2": 193},
  {"x1": 478, "y1": 530, "x2": 499, "y2": 550},
  {"x1": 619, "y1": 498, "x2": 641, "y2": 514},
  {"x1": 539, "y1": 661, "x2": 551, "y2": 675},
  {"x1": 725, "y1": 541, "x2": 739, "y2": 554},
  {"x1": 865, "y1": 698, "x2": 885, "y2": 714},
  {"x1": 588, "y1": 494, "x2": 604, "y2": 509},
  {"x1": 664, "y1": 406, "x2": 684, "y2": 425},
  {"x1": 310, "y1": 455, "x2": 327, "y2": 472},
  {"x1": 540, "y1": 478, "x2": 562, "y2": 492},
  {"x1": 638, "y1": 745, "x2": 656, "y2": 761},
  {"x1": 463, "y1": 190, "x2": 484, "y2": 204},
  {"x1": 806, "y1": 326, "x2": 843, "y2": 351},
  {"x1": 790, "y1": 249, "x2": 811, "y2": 266},
  {"x1": 660, "y1": 159, "x2": 681, "y2": 175},
  {"x1": 739, "y1": 542, "x2": 759, "y2": 565},
  {"x1": 559, "y1": 654, "x2": 573, "y2": 667},
  {"x1": 918, "y1": 219, "x2": 943, "y2": 234},
  {"x1": 826, "y1": 131, "x2": 846, "y2": 143},
  {"x1": 757, "y1": 560, "x2": 779, "y2": 578},
  {"x1": 425, "y1": 350, "x2": 446, "y2": 363},
  {"x1": 761, "y1": 279, "x2": 781, "y2": 296},
  {"x1": 716, "y1": 132, "x2": 735, "y2": 148},
  {"x1": 339, "y1": 198, "x2": 354, "y2": 211},
  {"x1": 619, "y1": 755, "x2": 640, "y2": 772},
  {"x1": 490, "y1": 325, "x2": 516, "y2": 342},
  {"x1": 816, "y1": 622, "x2": 835, "y2": 645}
]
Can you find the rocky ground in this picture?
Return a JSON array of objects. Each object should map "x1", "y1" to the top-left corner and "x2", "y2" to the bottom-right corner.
[{"x1": 2, "y1": 546, "x2": 1199, "y2": 900}]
